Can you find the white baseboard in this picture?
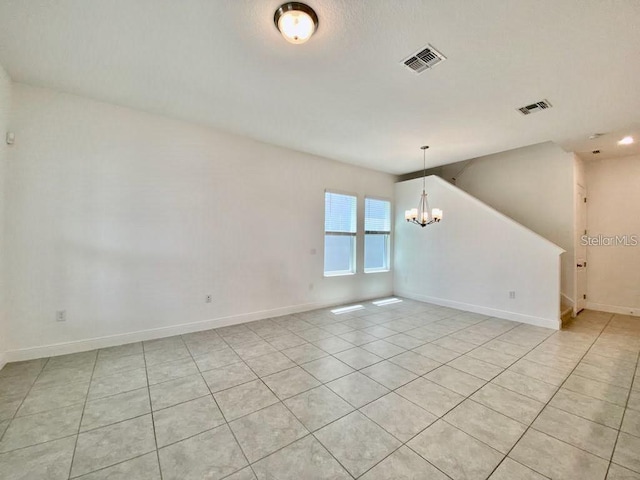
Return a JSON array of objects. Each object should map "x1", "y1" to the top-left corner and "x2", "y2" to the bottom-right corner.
[
  {"x1": 585, "y1": 302, "x2": 640, "y2": 317},
  {"x1": 0, "y1": 352, "x2": 6, "y2": 371},
  {"x1": 3, "y1": 298, "x2": 354, "y2": 363},
  {"x1": 396, "y1": 290, "x2": 560, "y2": 330}
]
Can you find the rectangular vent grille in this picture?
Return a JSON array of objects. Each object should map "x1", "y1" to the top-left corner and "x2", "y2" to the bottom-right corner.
[
  {"x1": 518, "y1": 100, "x2": 552, "y2": 115},
  {"x1": 403, "y1": 44, "x2": 447, "y2": 74}
]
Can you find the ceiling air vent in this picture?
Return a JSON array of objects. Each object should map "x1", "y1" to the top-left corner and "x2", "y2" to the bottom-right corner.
[
  {"x1": 402, "y1": 44, "x2": 447, "y2": 74},
  {"x1": 517, "y1": 100, "x2": 552, "y2": 115}
]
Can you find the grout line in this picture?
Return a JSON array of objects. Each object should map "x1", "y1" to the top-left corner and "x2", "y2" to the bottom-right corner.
[
  {"x1": 604, "y1": 334, "x2": 640, "y2": 479},
  {"x1": 184, "y1": 330, "x2": 259, "y2": 480},
  {"x1": 356, "y1": 319, "x2": 555, "y2": 477},
  {"x1": 0, "y1": 357, "x2": 51, "y2": 444},
  {"x1": 482, "y1": 312, "x2": 616, "y2": 479},
  {"x1": 66, "y1": 351, "x2": 99, "y2": 480},
  {"x1": 3, "y1": 301, "x2": 635, "y2": 479},
  {"x1": 222, "y1": 338, "x2": 357, "y2": 477},
  {"x1": 141, "y1": 339, "x2": 164, "y2": 480},
  {"x1": 66, "y1": 451, "x2": 157, "y2": 479},
  {"x1": 326, "y1": 316, "x2": 528, "y2": 478}
]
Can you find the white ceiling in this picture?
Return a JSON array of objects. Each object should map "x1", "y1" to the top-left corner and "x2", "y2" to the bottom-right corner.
[{"x1": 0, "y1": 0, "x2": 639, "y2": 174}]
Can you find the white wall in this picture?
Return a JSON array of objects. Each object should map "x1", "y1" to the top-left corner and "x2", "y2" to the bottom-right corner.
[
  {"x1": 5, "y1": 84, "x2": 395, "y2": 360},
  {"x1": 0, "y1": 65, "x2": 10, "y2": 368},
  {"x1": 395, "y1": 176, "x2": 563, "y2": 329},
  {"x1": 585, "y1": 155, "x2": 640, "y2": 315},
  {"x1": 441, "y1": 142, "x2": 575, "y2": 305}
]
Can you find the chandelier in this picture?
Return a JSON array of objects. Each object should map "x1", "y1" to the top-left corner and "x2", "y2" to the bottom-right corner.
[{"x1": 405, "y1": 146, "x2": 443, "y2": 227}]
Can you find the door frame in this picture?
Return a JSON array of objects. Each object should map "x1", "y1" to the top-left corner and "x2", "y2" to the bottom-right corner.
[{"x1": 574, "y1": 183, "x2": 587, "y2": 315}]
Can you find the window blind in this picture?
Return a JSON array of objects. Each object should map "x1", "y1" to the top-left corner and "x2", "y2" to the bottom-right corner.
[
  {"x1": 325, "y1": 192, "x2": 357, "y2": 233},
  {"x1": 365, "y1": 198, "x2": 391, "y2": 233}
]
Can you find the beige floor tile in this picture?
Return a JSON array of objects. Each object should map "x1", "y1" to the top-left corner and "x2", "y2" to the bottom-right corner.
[
  {"x1": 0, "y1": 436, "x2": 75, "y2": 480},
  {"x1": 445, "y1": 399, "x2": 527, "y2": 453},
  {"x1": 0, "y1": 404, "x2": 83, "y2": 452},
  {"x1": 396, "y1": 377, "x2": 465, "y2": 417},
  {"x1": 510, "y1": 429, "x2": 609, "y2": 480},
  {"x1": 153, "y1": 395, "x2": 224, "y2": 447},
  {"x1": 326, "y1": 372, "x2": 389, "y2": 408},
  {"x1": 146, "y1": 357, "x2": 199, "y2": 385},
  {"x1": 213, "y1": 379, "x2": 278, "y2": 421},
  {"x1": 492, "y1": 370, "x2": 557, "y2": 403},
  {"x1": 72, "y1": 415, "x2": 156, "y2": 477},
  {"x1": 88, "y1": 367, "x2": 147, "y2": 400},
  {"x1": 607, "y1": 463, "x2": 640, "y2": 480},
  {"x1": 315, "y1": 411, "x2": 401, "y2": 478},
  {"x1": 263, "y1": 366, "x2": 321, "y2": 400},
  {"x1": 229, "y1": 403, "x2": 308, "y2": 463},
  {"x1": 412, "y1": 343, "x2": 460, "y2": 363},
  {"x1": 621, "y1": 408, "x2": 640, "y2": 437},
  {"x1": 425, "y1": 364, "x2": 486, "y2": 396},
  {"x1": 361, "y1": 340, "x2": 406, "y2": 359},
  {"x1": 76, "y1": 452, "x2": 161, "y2": 480},
  {"x1": 158, "y1": 424, "x2": 247, "y2": 480},
  {"x1": 549, "y1": 387, "x2": 624, "y2": 428},
  {"x1": 300, "y1": 356, "x2": 354, "y2": 383},
  {"x1": 360, "y1": 446, "x2": 449, "y2": 479},
  {"x1": 252, "y1": 435, "x2": 351, "y2": 480},
  {"x1": 471, "y1": 383, "x2": 544, "y2": 425},
  {"x1": 361, "y1": 392, "x2": 437, "y2": 442},
  {"x1": 284, "y1": 385, "x2": 354, "y2": 431},
  {"x1": 563, "y1": 373, "x2": 630, "y2": 407},
  {"x1": 613, "y1": 432, "x2": 640, "y2": 473},
  {"x1": 16, "y1": 380, "x2": 89, "y2": 417},
  {"x1": 408, "y1": 420, "x2": 503, "y2": 480},
  {"x1": 389, "y1": 351, "x2": 441, "y2": 375},
  {"x1": 149, "y1": 374, "x2": 209, "y2": 411},
  {"x1": 509, "y1": 359, "x2": 570, "y2": 386},
  {"x1": 334, "y1": 347, "x2": 383, "y2": 370},
  {"x1": 2, "y1": 305, "x2": 636, "y2": 479},
  {"x1": 282, "y1": 344, "x2": 328, "y2": 364},
  {"x1": 360, "y1": 360, "x2": 418, "y2": 389},
  {"x1": 532, "y1": 406, "x2": 618, "y2": 459},
  {"x1": 81, "y1": 387, "x2": 150, "y2": 431},
  {"x1": 489, "y1": 458, "x2": 546, "y2": 480},
  {"x1": 201, "y1": 362, "x2": 257, "y2": 393},
  {"x1": 448, "y1": 355, "x2": 504, "y2": 380},
  {"x1": 243, "y1": 352, "x2": 296, "y2": 377}
]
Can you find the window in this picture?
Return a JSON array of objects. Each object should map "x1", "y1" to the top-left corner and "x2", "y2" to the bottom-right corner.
[
  {"x1": 324, "y1": 192, "x2": 357, "y2": 276},
  {"x1": 365, "y1": 197, "x2": 391, "y2": 272}
]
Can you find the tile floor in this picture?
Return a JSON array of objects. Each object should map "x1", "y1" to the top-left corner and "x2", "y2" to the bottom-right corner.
[{"x1": 0, "y1": 299, "x2": 639, "y2": 479}]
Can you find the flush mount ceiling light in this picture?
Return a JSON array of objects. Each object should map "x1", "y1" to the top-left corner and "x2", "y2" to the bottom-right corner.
[
  {"x1": 618, "y1": 136, "x2": 634, "y2": 145},
  {"x1": 274, "y1": 2, "x2": 318, "y2": 44},
  {"x1": 405, "y1": 146, "x2": 443, "y2": 228}
]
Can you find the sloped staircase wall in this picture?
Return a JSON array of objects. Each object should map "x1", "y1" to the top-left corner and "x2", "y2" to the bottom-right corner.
[{"x1": 394, "y1": 176, "x2": 564, "y2": 329}]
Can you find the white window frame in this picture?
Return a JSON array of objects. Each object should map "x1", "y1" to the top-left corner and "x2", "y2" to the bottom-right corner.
[
  {"x1": 324, "y1": 190, "x2": 357, "y2": 277},
  {"x1": 364, "y1": 196, "x2": 391, "y2": 273}
]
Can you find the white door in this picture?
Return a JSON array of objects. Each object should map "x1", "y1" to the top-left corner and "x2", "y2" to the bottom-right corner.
[{"x1": 575, "y1": 184, "x2": 587, "y2": 313}]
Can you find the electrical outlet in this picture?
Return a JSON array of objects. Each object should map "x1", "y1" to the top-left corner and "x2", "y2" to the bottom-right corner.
[
  {"x1": 509, "y1": 291, "x2": 516, "y2": 299},
  {"x1": 205, "y1": 295, "x2": 212, "y2": 303},
  {"x1": 56, "y1": 310, "x2": 66, "y2": 322}
]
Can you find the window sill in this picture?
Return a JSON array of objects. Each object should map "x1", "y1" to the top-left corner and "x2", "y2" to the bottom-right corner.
[
  {"x1": 364, "y1": 269, "x2": 390, "y2": 274},
  {"x1": 324, "y1": 272, "x2": 356, "y2": 278}
]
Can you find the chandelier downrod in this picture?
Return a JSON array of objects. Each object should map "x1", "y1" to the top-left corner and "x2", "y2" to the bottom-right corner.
[{"x1": 404, "y1": 145, "x2": 443, "y2": 227}]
